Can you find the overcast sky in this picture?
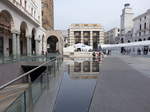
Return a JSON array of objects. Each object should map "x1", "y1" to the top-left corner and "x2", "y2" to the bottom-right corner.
[{"x1": 54, "y1": 0, "x2": 150, "y2": 31}]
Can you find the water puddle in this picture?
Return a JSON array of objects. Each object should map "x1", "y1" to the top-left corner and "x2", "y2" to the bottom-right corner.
[{"x1": 53, "y1": 58, "x2": 101, "y2": 112}]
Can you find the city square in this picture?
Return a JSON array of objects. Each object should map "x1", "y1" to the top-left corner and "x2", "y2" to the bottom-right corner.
[{"x1": 0, "y1": 0, "x2": 150, "y2": 112}]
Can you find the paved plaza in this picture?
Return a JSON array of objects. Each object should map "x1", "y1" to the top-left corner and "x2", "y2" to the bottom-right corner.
[{"x1": 90, "y1": 56, "x2": 150, "y2": 112}]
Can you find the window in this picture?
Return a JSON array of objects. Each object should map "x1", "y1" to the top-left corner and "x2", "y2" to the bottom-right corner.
[
  {"x1": 144, "y1": 23, "x2": 146, "y2": 29},
  {"x1": 140, "y1": 24, "x2": 142, "y2": 30}
]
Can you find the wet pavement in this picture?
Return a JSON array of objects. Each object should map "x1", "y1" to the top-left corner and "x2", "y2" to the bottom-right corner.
[
  {"x1": 53, "y1": 58, "x2": 101, "y2": 112},
  {"x1": 90, "y1": 56, "x2": 150, "y2": 112}
]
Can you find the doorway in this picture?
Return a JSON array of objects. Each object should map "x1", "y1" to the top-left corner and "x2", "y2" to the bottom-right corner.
[
  {"x1": 9, "y1": 38, "x2": 12, "y2": 56},
  {"x1": 0, "y1": 37, "x2": 3, "y2": 56}
]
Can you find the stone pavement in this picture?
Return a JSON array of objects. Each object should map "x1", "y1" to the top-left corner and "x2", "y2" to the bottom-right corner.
[{"x1": 90, "y1": 56, "x2": 150, "y2": 112}]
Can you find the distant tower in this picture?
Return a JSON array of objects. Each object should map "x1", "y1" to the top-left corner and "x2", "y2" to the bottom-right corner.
[
  {"x1": 120, "y1": 3, "x2": 134, "y2": 35},
  {"x1": 42, "y1": 0, "x2": 54, "y2": 30}
]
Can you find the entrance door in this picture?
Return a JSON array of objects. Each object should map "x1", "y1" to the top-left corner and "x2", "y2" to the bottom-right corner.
[
  {"x1": 9, "y1": 38, "x2": 13, "y2": 56},
  {"x1": 20, "y1": 40, "x2": 23, "y2": 55},
  {"x1": 0, "y1": 37, "x2": 3, "y2": 56}
]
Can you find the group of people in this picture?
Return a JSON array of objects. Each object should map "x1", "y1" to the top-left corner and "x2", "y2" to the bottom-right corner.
[
  {"x1": 92, "y1": 51, "x2": 104, "y2": 58},
  {"x1": 121, "y1": 46, "x2": 150, "y2": 55}
]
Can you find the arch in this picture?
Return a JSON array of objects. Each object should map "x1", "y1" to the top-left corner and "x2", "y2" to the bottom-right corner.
[
  {"x1": 138, "y1": 38, "x2": 142, "y2": 41},
  {"x1": 148, "y1": 37, "x2": 150, "y2": 40},
  {"x1": 47, "y1": 35, "x2": 59, "y2": 53},
  {"x1": 0, "y1": 10, "x2": 14, "y2": 30},
  {"x1": 20, "y1": 21, "x2": 28, "y2": 56},
  {"x1": 0, "y1": 10, "x2": 14, "y2": 56},
  {"x1": 31, "y1": 28, "x2": 36, "y2": 55}
]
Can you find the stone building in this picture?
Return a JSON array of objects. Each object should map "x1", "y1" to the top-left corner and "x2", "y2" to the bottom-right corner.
[
  {"x1": 42, "y1": 0, "x2": 54, "y2": 30},
  {"x1": 68, "y1": 24, "x2": 104, "y2": 51},
  {"x1": 41, "y1": 0, "x2": 64, "y2": 54},
  {"x1": 120, "y1": 3, "x2": 134, "y2": 43},
  {"x1": 133, "y1": 9, "x2": 150, "y2": 42},
  {"x1": 0, "y1": 0, "x2": 46, "y2": 56},
  {"x1": 105, "y1": 28, "x2": 120, "y2": 44}
]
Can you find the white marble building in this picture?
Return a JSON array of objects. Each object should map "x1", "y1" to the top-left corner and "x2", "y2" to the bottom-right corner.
[
  {"x1": 119, "y1": 3, "x2": 134, "y2": 43},
  {"x1": 120, "y1": 3, "x2": 134, "y2": 35},
  {"x1": 68, "y1": 24, "x2": 104, "y2": 50},
  {"x1": 0, "y1": 0, "x2": 46, "y2": 57},
  {"x1": 133, "y1": 9, "x2": 150, "y2": 42},
  {"x1": 105, "y1": 28, "x2": 120, "y2": 44}
]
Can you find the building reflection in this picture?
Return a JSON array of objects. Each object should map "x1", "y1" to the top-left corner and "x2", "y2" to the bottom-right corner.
[{"x1": 69, "y1": 59, "x2": 100, "y2": 79}]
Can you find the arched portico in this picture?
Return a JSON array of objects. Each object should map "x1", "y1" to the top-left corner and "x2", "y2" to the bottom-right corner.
[
  {"x1": 47, "y1": 36, "x2": 58, "y2": 53},
  {"x1": 46, "y1": 31, "x2": 64, "y2": 55},
  {"x1": 20, "y1": 21, "x2": 28, "y2": 56},
  {"x1": 0, "y1": 10, "x2": 14, "y2": 56}
]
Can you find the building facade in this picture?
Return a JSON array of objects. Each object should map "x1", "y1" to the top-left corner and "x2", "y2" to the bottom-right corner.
[
  {"x1": 41, "y1": 0, "x2": 64, "y2": 54},
  {"x1": 119, "y1": 3, "x2": 134, "y2": 43},
  {"x1": 120, "y1": 3, "x2": 134, "y2": 35},
  {"x1": 68, "y1": 24, "x2": 104, "y2": 50},
  {"x1": 105, "y1": 28, "x2": 120, "y2": 44},
  {"x1": 133, "y1": 9, "x2": 150, "y2": 42},
  {"x1": 42, "y1": 0, "x2": 54, "y2": 30},
  {"x1": 0, "y1": 0, "x2": 46, "y2": 57}
]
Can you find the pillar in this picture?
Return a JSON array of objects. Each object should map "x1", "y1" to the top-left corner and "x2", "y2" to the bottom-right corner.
[
  {"x1": 16, "y1": 34, "x2": 20, "y2": 56},
  {"x1": 81, "y1": 31, "x2": 84, "y2": 44},
  {"x1": 90, "y1": 31, "x2": 93, "y2": 47},
  {"x1": 36, "y1": 40, "x2": 39, "y2": 55},
  {"x1": 12, "y1": 33, "x2": 17, "y2": 56},
  {"x1": 27, "y1": 36, "x2": 31, "y2": 56}
]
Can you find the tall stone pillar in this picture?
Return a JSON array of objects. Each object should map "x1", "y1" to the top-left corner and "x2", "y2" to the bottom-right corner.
[
  {"x1": 36, "y1": 40, "x2": 39, "y2": 55},
  {"x1": 90, "y1": 31, "x2": 93, "y2": 47},
  {"x1": 81, "y1": 31, "x2": 84, "y2": 44},
  {"x1": 27, "y1": 36, "x2": 31, "y2": 56},
  {"x1": 12, "y1": 33, "x2": 17, "y2": 57},
  {"x1": 16, "y1": 34, "x2": 20, "y2": 56}
]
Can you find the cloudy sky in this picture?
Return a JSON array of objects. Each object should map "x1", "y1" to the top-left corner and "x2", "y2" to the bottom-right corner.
[{"x1": 54, "y1": 0, "x2": 150, "y2": 31}]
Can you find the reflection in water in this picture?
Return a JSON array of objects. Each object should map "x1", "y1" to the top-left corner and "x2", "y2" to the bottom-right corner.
[
  {"x1": 53, "y1": 58, "x2": 101, "y2": 112},
  {"x1": 74, "y1": 62, "x2": 81, "y2": 72},
  {"x1": 83, "y1": 61, "x2": 90, "y2": 72},
  {"x1": 92, "y1": 61, "x2": 99, "y2": 72}
]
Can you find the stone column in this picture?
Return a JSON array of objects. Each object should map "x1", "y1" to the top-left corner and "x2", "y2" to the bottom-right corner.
[
  {"x1": 90, "y1": 61, "x2": 93, "y2": 72},
  {"x1": 12, "y1": 33, "x2": 17, "y2": 57},
  {"x1": 36, "y1": 40, "x2": 40, "y2": 55},
  {"x1": 29, "y1": 38, "x2": 32, "y2": 55},
  {"x1": 81, "y1": 62, "x2": 83, "y2": 73},
  {"x1": 90, "y1": 31, "x2": 93, "y2": 47},
  {"x1": 16, "y1": 34, "x2": 20, "y2": 56},
  {"x1": 81, "y1": 31, "x2": 84, "y2": 44},
  {"x1": 27, "y1": 36, "x2": 31, "y2": 56}
]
